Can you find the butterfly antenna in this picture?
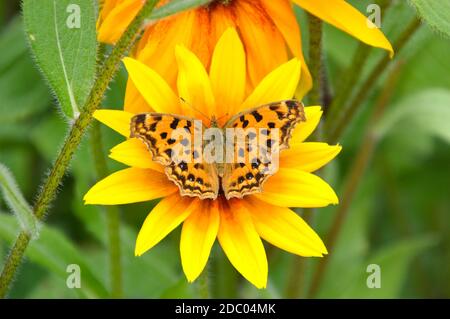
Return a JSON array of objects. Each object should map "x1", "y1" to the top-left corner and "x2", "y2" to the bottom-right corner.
[{"x1": 180, "y1": 97, "x2": 210, "y2": 121}]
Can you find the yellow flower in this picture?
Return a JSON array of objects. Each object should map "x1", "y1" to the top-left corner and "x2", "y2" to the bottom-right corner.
[
  {"x1": 85, "y1": 29, "x2": 341, "y2": 288},
  {"x1": 98, "y1": 0, "x2": 393, "y2": 110}
]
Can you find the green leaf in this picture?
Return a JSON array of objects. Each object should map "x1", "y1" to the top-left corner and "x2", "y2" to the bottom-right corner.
[
  {"x1": 0, "y1": 213, "x2": 109, "y2": 298},
  {"x1": 149, "y1": 0, "x2": 211, "y2": 20},
  {"x1": 22, "y1": 0, "x2": 97, "y2": 119},
  {"x1": 0, "y1": 163, "x2": 38, "y2": 238},
  {"x1": 375, "y1": 89, "x2": 450, "y2": 143},
  {"x1": 0, "y1": 17, "x2": 51, "y2": 124},
  {"x1": 410, "y1": 0, "x2": 450, "y2": 38},
  {"x1": 340, "y1": 235, "x2": 437, "y2": 298}
]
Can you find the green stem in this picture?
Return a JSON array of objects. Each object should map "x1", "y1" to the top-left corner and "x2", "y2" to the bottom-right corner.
[
  {"x1": 328, "y1": 18, "x2": 421, "y2": 143},
  {"x1": 307, "y1": 61, "x2": 404, "y2": 298},
  {"x1": 198, "y1": 262, "x2": 211, "y2": 299},
  {"x1": 285, "y1": 15, "x2": 323, "y2": 299},
  {"x1": 285, "y1": 208, "x2": 314, "y2": 298},
  {"x1": 90, "y1": 122, "x2": 123, "y2": 298},
  {"x1": 307, "y1": 14, "x2": 323, "y2": 106},
  {"x1": 0, "y1": 0, "x2": 158, "y2": 299},
  {"x1": 325, "y1": 0, "x2": 392, "y2": 122},
  {"x1": 215, "y1": 252, "x2": 238, "y2": 298},
  {"x1": 0, "y1": 233, "x2": 30, "y2": 298}
]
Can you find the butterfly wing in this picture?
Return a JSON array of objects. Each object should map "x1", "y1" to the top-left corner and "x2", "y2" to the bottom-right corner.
[
  {"x1": 222, "y1": 100, "x2": 305, "y2": 200},
  {"x1": 130, "y1": 113, "x2": 219, "y2": 200}
]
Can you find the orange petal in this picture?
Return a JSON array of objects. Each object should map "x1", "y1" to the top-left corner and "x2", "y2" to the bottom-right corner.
[
  {"x1": 109, "y1": 138, "x2": 164, "y2": 172},
  {"x1": 292, "y1": 0, "x2": 393, "y2": 57},
  {"x1": 97, "y1": 0, "x2": 144, "y2": 44},
  {"x1": 135, "y1": 193, "x2": 195, "y2": 256},
  {"x1": 93, "y1": 109, "x2": 135, "y2": 137},
  {"x1": 234, "y1": 0, "x2": 288, "y2": 89},
  {"x1": 136, "y1": 10, "x2": 199, "y2": 89},
  {"x1": 244, "y1": 197, "x2": 327, "y2": 257},
  {"x1": 125, "y1": 10, "x2": 199, "y2": 113},
  {"x1": 180, "y1": 200, "x2": 220, "y2": 282},
  {"x1": 259, "y1": 0, "x2": 312, "y2": 97},
  {"x1": 83, "y1": 168, "x2": 177, "y2": 205},
  {"x1": 256, "y1": 168, "x2": 339, "y2": 208},
  {"x1": 217, "y1": 199, "x2": 268, "y2": 289},
  {"x1": 281, "y1": 142, "x2": 342, "y2": 173}
]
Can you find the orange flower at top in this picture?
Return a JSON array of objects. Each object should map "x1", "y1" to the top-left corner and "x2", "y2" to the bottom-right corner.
[{"x1": 98, "y1": 0, "x2": 393, "y2": 113}]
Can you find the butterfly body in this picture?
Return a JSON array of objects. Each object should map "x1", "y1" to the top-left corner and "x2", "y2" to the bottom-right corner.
[{"x1": 130, "y1": 100, "x2": 306, "y2": 200}]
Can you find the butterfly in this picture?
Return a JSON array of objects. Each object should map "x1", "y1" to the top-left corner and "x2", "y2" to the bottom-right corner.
[{"x1": 130, "y1": 100, "x2": 306, "y2": 200}]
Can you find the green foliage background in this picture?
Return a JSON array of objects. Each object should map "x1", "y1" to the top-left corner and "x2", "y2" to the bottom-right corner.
[{"x1": 0, "y1": 0, "x2": 449, "y2": 298}]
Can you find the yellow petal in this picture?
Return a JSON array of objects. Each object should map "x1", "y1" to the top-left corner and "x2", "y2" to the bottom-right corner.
[
  {"x1": 256, "y1": 168, "x2": 339, "y2": 208},
  {"x1": 239, "y1": 58, "x2": 301, "y2": 111},
  {"x1": 135, "y1": 193, "x2": 195, "y2": 256},
  {"x1": 292, "y1": 0, "x2": 394, "y2": 57},
  {"x1": 123, "y1": 57, "x2": 181, "y2": 114},
  {"x1": 97, "y1": 0, "x2": 143, "y2": 44},
  {"x1": 93, "y1": 109, "x2": 135, "y2": 137},
  {"x1": 259, "y1": 0, "x2": 312, "y2": 97},
  {"x1": 180, "y1": 200, "x2": 220, "y2": 282},
  {"x1": 84, "y1": 168, "x2": 177, "y2": 205},
  {"x1": 209, "y1": 28, "x2": 246, "y2": 121},
  {"x1": 175, "y1": 45, "x2": 216, "y2": 122},
  {"x1": 281, "y1": 142, "x2": 342, "y2": 173},
  {"x1": 217, "y1": 199, "x2": 268, "y2": 289},
  {"x1": 109, "y1": 138, "x2": 164, "y2": 172},
  {"x1": 244, "y1": 197, "x2": 327, "y2": 257},
  {"x1": 123, "y1": 80, "x2": 154, "y2": 114},
  {"x1": 290, "y1": 106, "x2": 323, "y2": 143}
]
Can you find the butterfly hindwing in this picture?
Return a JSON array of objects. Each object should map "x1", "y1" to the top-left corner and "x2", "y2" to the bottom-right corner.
[
  {"x1": 166, "y1": 161, "x2": 219, "y2": 200},
  {"x1": 222, "y1": 100, "x2": 305, "y2": 199},
  {"x1": 130, "y1": 113, "x2": 219, "y2": 199}
]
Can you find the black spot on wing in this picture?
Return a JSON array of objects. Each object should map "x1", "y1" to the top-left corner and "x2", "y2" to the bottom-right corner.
[
  {"x1": 251, "y1": 110, "x2": 263, "y2": 122},
  {"x1": 170, "y1": 118, "x2": 180, "y2": 129}
]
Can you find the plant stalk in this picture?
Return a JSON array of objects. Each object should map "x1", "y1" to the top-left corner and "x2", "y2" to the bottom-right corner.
[
  {"x1": 0, "y1": 0, "x2": 158, "y2": 298},
  {"x1": 307, "y1": 14, "x2": 323, "y2": 106},
  {"x1": 90, "y1": 122, "x2": 123, "y2": 298},
  {"x1": 307, "y1": 61, "x2": 404, "y2": 298},
  {"x1": 328, "y1": 18, "x2": 421, "y2": 143}
]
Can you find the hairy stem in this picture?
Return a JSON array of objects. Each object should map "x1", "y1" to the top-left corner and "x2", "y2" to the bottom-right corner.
[
  {"x1": 90, "y1": 122, "x2": 123, "y2": 298},
  {"x1": 308, "y1": 61, "x2": 404, "y2": 298},
  {"x1": 0, "y1": 0, "x2": 158, "y2": 298}
]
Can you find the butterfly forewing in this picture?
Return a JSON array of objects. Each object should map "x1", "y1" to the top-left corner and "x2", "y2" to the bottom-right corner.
[
  {"x1": 130, "y1": 113, "x2": 219, "y2": 199},
  {"x1": 222, "y1": 100, "x2": 306, "y2": 199}
]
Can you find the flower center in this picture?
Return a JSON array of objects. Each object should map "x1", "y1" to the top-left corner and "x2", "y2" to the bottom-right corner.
[{"x1": 207, "y1": 0, "x2": 234, "y2": 9}]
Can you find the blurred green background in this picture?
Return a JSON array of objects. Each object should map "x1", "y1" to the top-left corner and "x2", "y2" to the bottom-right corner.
[{"x1": 0, "y1": 0, "x2": 449, "y2": 298}]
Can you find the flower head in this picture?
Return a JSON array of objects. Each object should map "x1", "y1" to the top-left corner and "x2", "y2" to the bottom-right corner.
[
  {"x1": 85, "y1": 28, "x2": 341, "y2": 288},
  {"x1": 98, "y1": 0, "x2": 393, "y2": 109}
]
